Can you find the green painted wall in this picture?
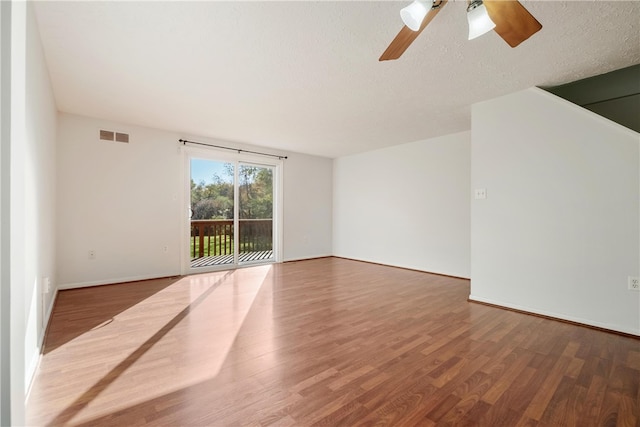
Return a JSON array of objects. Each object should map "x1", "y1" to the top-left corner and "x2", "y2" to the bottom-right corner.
[{"x1": 543, "y1": 64, "x2": 640, "y2": 133}]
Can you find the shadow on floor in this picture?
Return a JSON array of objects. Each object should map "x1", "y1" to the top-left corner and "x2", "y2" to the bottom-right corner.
[{"x1": 43, "y1": 276, "x2": 182, "y2": 354}]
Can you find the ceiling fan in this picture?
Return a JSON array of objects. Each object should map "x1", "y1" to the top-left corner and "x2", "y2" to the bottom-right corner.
[{"x1": 380, "y1": 0, "x2": 542, "y2": 61}]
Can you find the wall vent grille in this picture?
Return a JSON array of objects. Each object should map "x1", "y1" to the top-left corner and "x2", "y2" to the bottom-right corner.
[
  {"x1": 99, "y1": 130, "x2": 114, "y2": 141},
  {"x1": 115, "y1": 132, "x2": 129, "y2": 143},
  {"x1": 100, "y1": 129, "x2": 130, "y2": 143}
]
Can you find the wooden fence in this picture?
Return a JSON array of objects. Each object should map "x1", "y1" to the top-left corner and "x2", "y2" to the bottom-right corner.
[{"x1": 190, "y1": 219, "x2": 273, "y2": 258}]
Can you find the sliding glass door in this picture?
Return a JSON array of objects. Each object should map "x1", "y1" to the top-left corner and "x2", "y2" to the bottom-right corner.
[
  {"x1": 186, "y1": 154, "x2": 278, "y2": 272},
  {"x1": 189, "y1": 158, "x2": 235, "y2": 269},
  {"x1": 238, "y1": 164, "x2": 274, "y2": 265}
]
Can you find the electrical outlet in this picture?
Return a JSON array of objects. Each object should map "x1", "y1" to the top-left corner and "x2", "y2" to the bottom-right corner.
[
  {"x1": 43, "y1": 277, "x2": 51, "y2": 293},
  {"x1": 163, "y1": 246, "x2": 169, "y2": 253},
  {"x1": 629, "y1": 276, "x2": 639, "y2": 291},
  {"x1": 474, "y1": 188, "x2": 487, "y2": 199},
  {"x1": 88, "y1": 250, "x2": 96, "y2": 260}
]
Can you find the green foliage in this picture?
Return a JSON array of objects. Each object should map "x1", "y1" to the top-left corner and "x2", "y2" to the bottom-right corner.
[
  {"x1": 190, "y1": 163, "x2": 273, "y2": 220},
  {"x1": 238, "y1": 166, "x2": 273, "y2": 219}
]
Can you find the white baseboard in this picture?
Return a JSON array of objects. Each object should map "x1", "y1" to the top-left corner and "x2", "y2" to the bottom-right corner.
[
  {"x1": 43, "y1": 288, "x2": 58, "y2": 330},
  {"x1": 26, "y1": 287, "x2": 58, "y2": 403},
  {"x1": 283, "y1": 253, "x2": 332, "y2": 262},
  {"x1": 468, "y1": 294, "x2": 640, "y2": 337},
  {"x1": 25, "y1": 351, "x2": 40, "y2": 402},
  {"x1": 58, "y1": 272, "x2": 181, "y2": 290},
  {"x1": 332, "y1": 255, "x2": 471, "y2": 280}
]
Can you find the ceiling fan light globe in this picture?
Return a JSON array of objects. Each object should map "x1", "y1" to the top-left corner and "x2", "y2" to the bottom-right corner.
[
  {"x1": 401, "y1": 1, "x2": 431, "y2": 32},
  {"x1": 467, "y1": 2, "x2": 496, "y2": 40}
]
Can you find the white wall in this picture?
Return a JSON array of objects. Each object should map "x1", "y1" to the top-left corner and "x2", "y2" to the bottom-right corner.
[
  {"x1": 57, "y1": 114, "x2": 183, "y2": 287},
  {"x1": 57, "y1": 114, "x2": 333, "y2": 288},
  {"x1": 5, "y1": 2, "x2": 58, "y2": 424},
  {"x1": 470, "y1": 87, "x2": 640, "y2": 336},
  {"x1": 333, "y1": 132, "x2": 471, "y2": 278},
  {"x1": 9, "y1": 2, "x2": 27, "y2": 423},
  {"x1": 283, "y1": 153, "x2": 333, "y2": 261},
  {"x1": 24, "y1": 0, "x2": 57, "y2": 388}
]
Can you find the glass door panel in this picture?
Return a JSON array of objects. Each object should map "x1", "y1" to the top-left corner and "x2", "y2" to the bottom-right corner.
[
  {"x1": 238, "y1": 164, "x2": 274, "y2": 264},
  {"x1": 189, "y1": 158, "x2": 235, "y2": 269}
]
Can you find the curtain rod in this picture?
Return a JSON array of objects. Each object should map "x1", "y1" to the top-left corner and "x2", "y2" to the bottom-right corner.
[{"x1": 179, "y1": 139, "x2": 288, "y2": 160}]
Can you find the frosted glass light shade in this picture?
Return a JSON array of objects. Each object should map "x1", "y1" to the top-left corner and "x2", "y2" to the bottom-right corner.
[
  {"x1": 401, "y1": 1, "x2": 431, "y2": 32},
  {"x1": 467, "y1": 2, "x2": 496, "y2": 40}
]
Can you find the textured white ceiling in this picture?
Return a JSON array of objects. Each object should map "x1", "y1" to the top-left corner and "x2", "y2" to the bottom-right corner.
[{"x1": 34, "y1": 1, "x2": 640, "y2": 158}]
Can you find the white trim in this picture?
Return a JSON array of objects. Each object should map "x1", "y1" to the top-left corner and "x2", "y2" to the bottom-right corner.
[
  {"x1": 330, "y1": 254, "x2": 471, "y2": 280},
  {"x1": 275, "y1": 161, "x2": 284, "y2": 263},
  {"x1": 233, "y1": 159, "x2": 239, "y2": 265},
  {"x1": 58, "y1": 273, "x2": 180, "y2": 290},
  {"x1": 25, "y1": 286, "x2": 57, "y2": 403},
  {"x1": 0, "y1": 0, "x2": 11, "y2": 424},
  {"x1": 42, "y1": 288, "x2": 58, "y2": 336},
  {"x1": 282, "y1": 254, "x2": 333, "y2": 263},
  {"x1": 24, "y1": 353, "x2": 39, "y2": 404},
  {"x1": 468, "y1": 294, "x2": 640, "y2": 337}
]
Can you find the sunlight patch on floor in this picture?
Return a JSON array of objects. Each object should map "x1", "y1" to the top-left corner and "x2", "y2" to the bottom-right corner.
[{"x1": 34, "y1": 265, "x2": 273, "y2": 426}]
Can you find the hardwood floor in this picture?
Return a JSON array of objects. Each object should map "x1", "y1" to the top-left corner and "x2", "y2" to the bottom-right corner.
[{"x1": 28, "y1": 257, "x2": 639, "y2": 426}]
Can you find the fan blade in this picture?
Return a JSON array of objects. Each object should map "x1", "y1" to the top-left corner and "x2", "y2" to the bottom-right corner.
[
  {"x1": 379, "y1": 1, "x2": 448, "y2": 62},
  {"x1": 484, "y1": 0, "x2": 542, "y2": 48}
]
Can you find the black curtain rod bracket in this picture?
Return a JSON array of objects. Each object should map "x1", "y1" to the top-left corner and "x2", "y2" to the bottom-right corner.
[{"x1": 179, "y1": 139, "x2": 287, "y2": 160}]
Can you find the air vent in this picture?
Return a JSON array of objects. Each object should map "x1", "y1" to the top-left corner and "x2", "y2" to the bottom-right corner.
[
  {"x1": 115, "y1": 132, "x2": 129, "y2": 143},
  {"x1": 99, "y1": 129, "x2": 130, "y2": 143},
  {"x1": 99, "y1": 130, "x2": 114, "y2": 141}
]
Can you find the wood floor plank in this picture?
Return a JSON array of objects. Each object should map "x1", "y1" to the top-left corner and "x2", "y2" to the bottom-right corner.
[
  {"x1": 522, "y1": 355, "x2": 573, "y2": 421},
  {"x1": 579, "y1": 374, "x2": 609, "y2": 426},
  {"x1": 438, "y1": 368, "x2": 494, "y2": 425},
  {"x1": 27, "y1": 257, "x2": 640, "y2": 426}
]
